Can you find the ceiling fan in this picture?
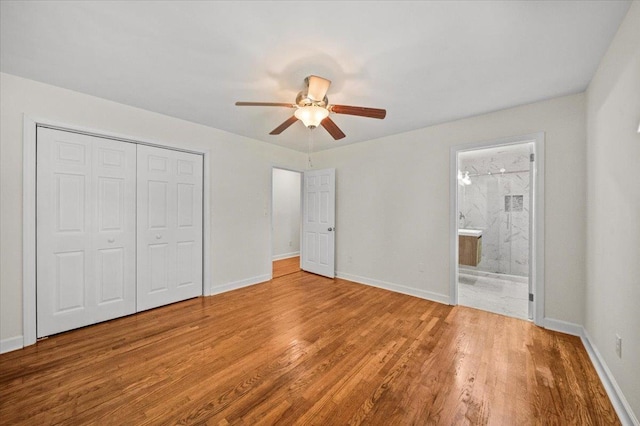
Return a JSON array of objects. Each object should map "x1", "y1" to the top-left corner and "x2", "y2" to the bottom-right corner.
[{"x1": 235, "y1": 75, "x2": 386, "y2": 140}]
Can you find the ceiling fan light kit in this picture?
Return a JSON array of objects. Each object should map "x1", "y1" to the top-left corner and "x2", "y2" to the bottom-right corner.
[
  {"x1": 235, "y1": 75, "x2": 386, "y2": 140},
  {"x1": 294, "y1": 105, "x2": 329, "y2": 128}
]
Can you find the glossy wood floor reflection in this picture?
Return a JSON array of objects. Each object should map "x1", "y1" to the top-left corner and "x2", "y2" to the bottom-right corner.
[
  {"x1": 272, "y1": 256, "x2": 300, "y2": 278},
  {"x1": 0, "y1": 273, "x2": 619, "y2": 425}
]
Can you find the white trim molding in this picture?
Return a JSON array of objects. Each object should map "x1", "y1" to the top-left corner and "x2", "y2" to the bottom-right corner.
[
  {"x1": 449, "y1": 132, "x2": 545, "y2": 326},
  {"x1": 581, "y1": 329, "x2": 639, "y2": 426},
  {"x1": 0, "y1": 336, "x2": 24, "y2": 354},
  {"x1": 542, "y1": 318, "x2": 584, "y2": 337},
  {"x1": 543, "y1": 320, "x2": 639, "y2": 426},
  {"x1": 22, "y1": 117, "x2": 38, "y2": 347},
  {"x1": 209, "y1": 274, "x2": 271, "y2": 296},
  {"x1": 336, "y1": 271, "x2": 450, "y2": 305},
  {"x1": 272, "y1": 252, "x2": 300, "y2": 261},
  {"x1": 22, "y1": 115, "x2": 213, "y2": 347}
]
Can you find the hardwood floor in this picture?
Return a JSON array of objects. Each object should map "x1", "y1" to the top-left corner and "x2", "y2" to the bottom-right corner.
[
  {"x1": 0, "y1": 272, "x2": 619, "y2": 425},
  {"x1": 272, "y1": 256, "x2": 301, "y2": 278}
]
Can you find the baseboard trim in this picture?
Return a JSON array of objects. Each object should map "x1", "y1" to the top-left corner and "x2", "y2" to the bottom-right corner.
[
  {"x1": 336, "y1": 271, "x2": 450, "y2": 305},
  {"x1": 581, "y1": 329, "x2": 639, "y2": 426},
  {"x1": 272, "y1": 252, "x2": 300, "y2": 261},
  {"x1": 542, "y1": 317, "x2": 584, "y2": 336},
  {"x1": 1, "y1": 335, "x2": 24, "y2": 354},
  {"x1": 209, "y1": 274, "x2": 271, "y2": 296},
  {"x1": 458, "y1": 268, "x2": 528, "y2": 283},
  {"x1": 543, "y1": 318, "x2": 637, "y2": 425}
]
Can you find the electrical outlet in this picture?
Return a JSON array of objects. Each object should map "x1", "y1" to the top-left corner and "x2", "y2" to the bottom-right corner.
[{"x1": 615, "y1": 334, "x2": 622, "y2": 358}]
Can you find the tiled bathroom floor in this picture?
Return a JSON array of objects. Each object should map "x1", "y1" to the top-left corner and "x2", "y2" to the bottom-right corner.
[{"x1": 458, "y1": 270, "x2": 529, "y2": 320}]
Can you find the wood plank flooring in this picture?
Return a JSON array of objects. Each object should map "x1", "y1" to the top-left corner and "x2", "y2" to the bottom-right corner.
[
  {"x1": 0, "y1": 272, "x2": 619, "y2": 425},
  {"x1": 273, "y1": 256, "x2": 301, "y2": 278}
]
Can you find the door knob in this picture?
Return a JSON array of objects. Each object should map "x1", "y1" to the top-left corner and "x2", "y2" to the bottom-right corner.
[
  {"x1": 328, "y1": 227, "x2": 334, "y2": 231},
  {"x1": 156, "y1": 234, "x2": 162, "y2": 239},
  {"x1": 107, "y1": 238, "x2": 115, "y2": 243}
]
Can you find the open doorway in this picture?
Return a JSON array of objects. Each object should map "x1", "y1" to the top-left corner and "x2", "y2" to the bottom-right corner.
[
  {"x1": 272, "y1": 168, "x2": 302, "y2": 278},
  {"x1": 450, "y1": 133, "x2": 545, "y2": 325},
  {"x1": 457, "y1": 142, "x2": 533, "y2": 320}
]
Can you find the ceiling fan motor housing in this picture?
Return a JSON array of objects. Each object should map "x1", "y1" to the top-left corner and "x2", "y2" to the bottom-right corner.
[{"x1": 296, "y1": 91, "x2": 328, "y2": 108}]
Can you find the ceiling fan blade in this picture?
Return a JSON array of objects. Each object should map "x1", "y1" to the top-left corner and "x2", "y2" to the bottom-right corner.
[
  {"x1": 330, "y1": 104, "x2": 386, "y2": 119},
  {"x1": 235, "y1": 102, "x2": 296, "y2": 108},
  {"x1": 306, "y1": 75, "x2": 331, "y2": 102},
  {"x1": 321, "y1": 117, "x2": 346, "y2": 140},
  {"x1": 269, "y1": 116, "x2": 299, "y2": 135}
]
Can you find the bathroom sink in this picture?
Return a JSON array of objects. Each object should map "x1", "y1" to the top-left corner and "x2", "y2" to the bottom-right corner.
[{"x1": 458, "y1": 229, "x2": 482, "y2": 237}]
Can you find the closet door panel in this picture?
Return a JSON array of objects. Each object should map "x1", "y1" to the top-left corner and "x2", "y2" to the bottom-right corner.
[
  {"x1": 137, "y1": 145, "x2": 203, "y2": 311},
  {"x1": 97, "y1": 247, "x2": 125, "y2": 303},
  {"x1": 92, "y1": 137, "x2": 137, "y2": 316},
  {"x1": 37, "y1": 128, "x2": 136, "y2": 337},
  {"x1": 174, "y1": 152, "x2": 203, "y2": 296}
]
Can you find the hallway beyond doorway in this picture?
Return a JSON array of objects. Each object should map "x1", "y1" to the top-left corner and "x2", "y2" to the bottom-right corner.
[{"x1": 273, "y1": 256, "x2": 300, "y2": 279}]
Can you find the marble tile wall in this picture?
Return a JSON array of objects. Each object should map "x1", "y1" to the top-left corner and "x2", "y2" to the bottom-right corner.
[{"x1": 458, "y1": 144, "x2": 531, "y2": 276}]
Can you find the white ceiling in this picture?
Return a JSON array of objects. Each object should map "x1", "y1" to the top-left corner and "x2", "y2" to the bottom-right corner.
[{"x1": 0, "y1": 1, "x2": 631, "y2": 152}]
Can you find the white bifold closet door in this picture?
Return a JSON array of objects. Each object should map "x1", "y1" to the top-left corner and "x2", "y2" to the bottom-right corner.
[
  {"x1": 136, "y1": 145, "x2": 203, "y2": 311},
  {"x1": 37, "y1": 128, "x2": 204, "y2": 337},
  {"x1": 36, "y1": 128, "x2": 137, "y2": 338}
]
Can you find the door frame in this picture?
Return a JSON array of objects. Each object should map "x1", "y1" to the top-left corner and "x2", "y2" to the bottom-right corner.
[
  {"x1": 449, "y1": 132, "x2": 545, "y2": 326},
  {"x1": 22, "y1": 115, "x2": 212, "y2": 347},
  {"x1": 269, "y1": 166, "x2": 304, "y2": 277}
]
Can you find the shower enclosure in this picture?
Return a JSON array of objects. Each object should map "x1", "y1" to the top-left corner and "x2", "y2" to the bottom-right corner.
[{"x1": 458, "y1": 144, "x2": 532, "y2": 277}]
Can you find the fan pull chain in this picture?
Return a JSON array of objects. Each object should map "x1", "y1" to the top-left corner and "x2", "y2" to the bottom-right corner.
[{"x1": 307, "y1": 128, "x2": 314, "y2": 168}]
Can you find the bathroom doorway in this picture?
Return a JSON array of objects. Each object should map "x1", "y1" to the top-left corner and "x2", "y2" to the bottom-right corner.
[
  {"x1": 271, "y1": 168, "x2": 302, "y2": 278},
  {"x1": 450, "y1": 134, "x2": 544, "y2": 324}
]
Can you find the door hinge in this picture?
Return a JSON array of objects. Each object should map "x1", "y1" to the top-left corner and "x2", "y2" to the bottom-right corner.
[
  {"x1": 530, "y1": 153, "x2": 535, "y2": 162},
  {"x1": 529, "y1": 293, "x2": 534, "y2": 302}
]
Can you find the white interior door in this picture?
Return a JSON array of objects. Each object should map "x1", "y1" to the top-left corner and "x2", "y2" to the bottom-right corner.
[
  {"x1": 136, "y1": 145, "x2": 203, "y2": 311},
  {"x1": 36, "y1": 128, "x2": 137, "y2": 337},
  {"x1": 302, "y1": 168, "x2": 335, "y2": 278}
]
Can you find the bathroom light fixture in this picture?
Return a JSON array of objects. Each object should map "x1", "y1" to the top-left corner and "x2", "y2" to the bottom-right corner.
[
  {"x1": 462, "y1": 171, "x2": 471, "y2": 185},
  {"x1": 458, "y1": 170, "x2": 472, "y2": 186},
  {"x1": 294, "y1": 105, "x2": 330, "y2": 128}
]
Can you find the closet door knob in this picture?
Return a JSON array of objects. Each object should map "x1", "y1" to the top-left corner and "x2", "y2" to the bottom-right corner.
[
  {"x1": 156, "y1": 234, "x2": 162, "y2": 239},
  {"x1": 107, "y1": 238, "x2": 115, "y2": 243}
]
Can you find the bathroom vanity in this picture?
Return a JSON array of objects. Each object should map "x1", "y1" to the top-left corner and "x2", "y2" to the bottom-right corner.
[{"x1": 458, "y1": 229, "x2": 482, "y2": 266}]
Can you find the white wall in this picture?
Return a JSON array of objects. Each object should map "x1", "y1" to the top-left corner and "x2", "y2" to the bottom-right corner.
[
  {"x1": 312, "y1": 92, "x2": 586, "y2": 324},
  {"x1": 272, "y1": 168, "x2": 301, "y2": 260},
  {"x1": 586, "y1": 1, "x2": 640, "y2": 421},
  {"x1": 0, "y1": 73, "x2": 307, "y2": 346}
]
